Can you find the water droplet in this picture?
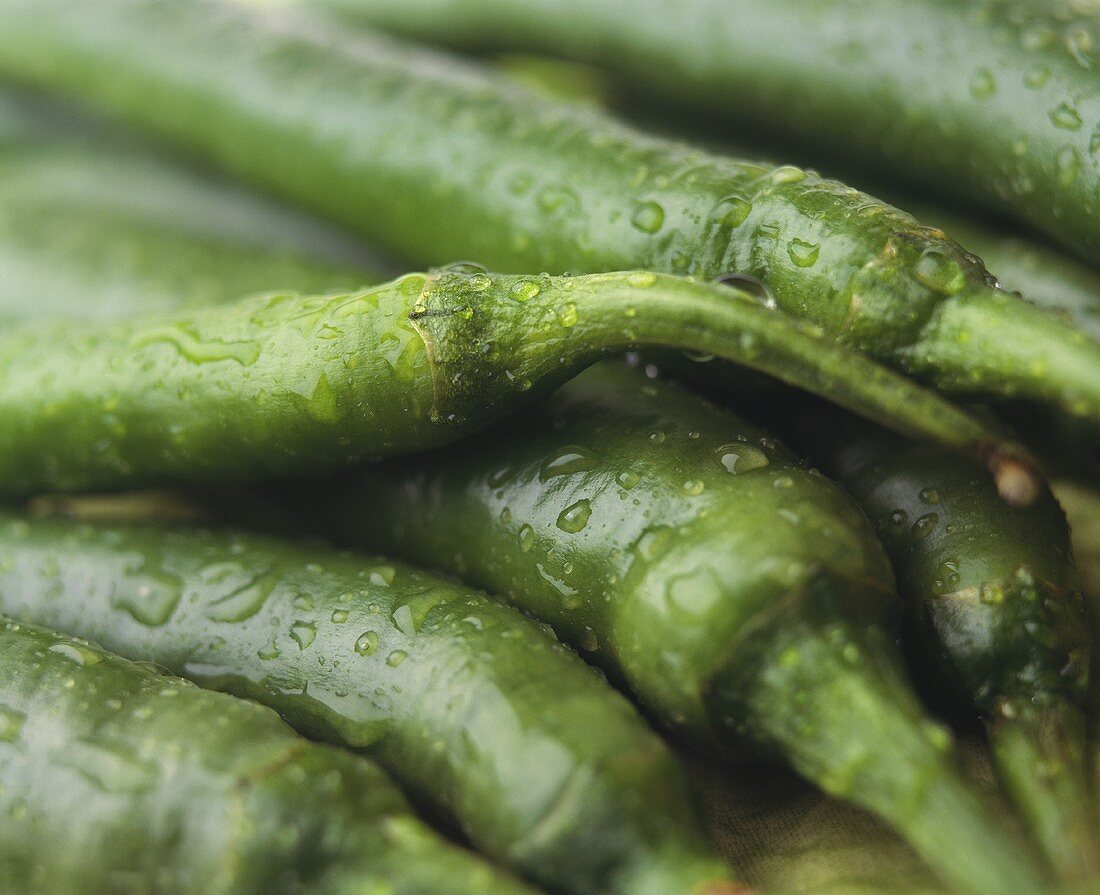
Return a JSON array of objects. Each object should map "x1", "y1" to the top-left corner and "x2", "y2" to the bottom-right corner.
[
  {"x1": 133, "y1": 325, "x2": 260, "y2": 366},
  {"x1": 919, "y1": 488, "x2": 940, "y2": 505},
  {"x1": 933, "y1": 560, "x2": 962, "y2": 594},
  {"x1": 518, "y1": 524, "x2": 536, "y2": 552},
  {"x1": 509, "y1": 279, "x2": 542, "y2": 302},
  {"x1": 111, "y1": 568, "x2": 182, "y2": 628},
  {"x1": 204, "y1": 567, "x2": 278, "y2": 623},
  {"x1": 540, "y1": 446, "x2": 598, "y2": 481},
  {"x1": 1051, "y1": 102, "x2": 1083, "y2": 130},
  {"x1": 770, "y1": 165, "x2": 806, "y2": 184},
  {"x1": 556, "y1": 499, "x2": 592, "y2": 533},
  {"x1": 47, "y1": 641, "x2": 103, "y2": 667},
  {"x1": 390, "y1": 588, "x2": 447, "y2": 635},
  {"x1": 538, "y1": 186, "x2": 579, "y2": 215},
  {"x1": 715, "y1": 443, "x2": 769, "y2": 474},
  {"x1": 633, "y1": 526, "x2": 672, "y2": 563},
  {"x1": 386, "y1": 649, "x2": 408, "y2": 667},
  {"x1": 773, "y1": 476, "x2": 795, "y2": 489},
  {"x1": 558, "y1": 303, "x2": 578, "y2": 327},
  {"x1": 0, "y1": 705, "x2": 25, "y2": 743},
  {"x1": 1066, "y1": 24, "x2": 1094, "y2": 67},
  {"x1": 290, "y1": 621, "x2": 317, "y2": 651},
  {"x1": 330, "y1": 609, "x2": 349, "y2": 624},
  {"x1": 616, "y1": 469, "x2": 641, "y2": 490},
  {"x1": 648, "y1": 429, "x2": 666, "y2": 445},
  {"x1": 355, "y1": 631, "x2": 380, "y2": 657},
  {"x1": 466, "y1": 273, "x2": 492, "y2": 292},
  {"x1": 1021, "y1": 24, "x2": 1055, "y2": 51},
  {"x1": 787, "y1": 238, "x2": 820, "y2": 268},
  {"x1": 1057, "y1": 145, "x2": 1081, "y2": 186},
  {"x1": 711, "y1": 195, "x2": 752, "y2": 227},
  {"x1": 681, "y1": 480, "x2": 705, "y2": 496},
  {"x1": 912, "y1": 513, "x2": 939, "y2": 539},
  {"x1": 1025, "y1": 65, "x2": 1051, "y2": 88},
  {"x1": 626, "y1": 271, "x2": 657, "y2": 288},
  {"x1": 257, "y1": 638, "x2": 281, "y2": 660},
  {"x1": 914, "y1": 249, "x2": 966, "y2": 295},
  {"x1": 307, "y1": 373, "x2": 342, "y2": 423},
  {"x1": 631, "y1": 201, "x2": 665, "y2": 233},
  {"x1": 969, "y1": 68, "x2": 996, "y2": 98},
  {"x1": 714, "y1": 272, "x2": 775, "y2": 307},
  {"x1": 368, "y1": 566, "x2": 396, "y2": 587}
]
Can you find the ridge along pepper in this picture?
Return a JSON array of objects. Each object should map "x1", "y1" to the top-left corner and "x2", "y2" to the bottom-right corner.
[
  {"x1": 0, "y1": 517, "x2": 744, "y2": 895},
  {"x1": 0, "y1": 266, "x2": 1033, "y2": 501},
  {"x1": 0, "y1": 617, "x2": 540, "y2": 895},
  {"x1": 745, "y1": 398, "x2": 1097, "y2": 885},
  {"x1": 324, "y1": 0, "x2": 1100, "y2": 266},
  {"x1": 0, "y1": 129, "x2": 379, "y2": 323},
  {"x1": 293, "y1": 361, "x2": 1052, "y2": 895},
  {"x1": 0, "y1": 1, "x2": 1096, "y2": 429}
]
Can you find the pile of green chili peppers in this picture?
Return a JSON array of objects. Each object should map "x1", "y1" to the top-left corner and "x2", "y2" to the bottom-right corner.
[{"x1": 0, "y1": 2, "x2": 1099, "y2": 894}]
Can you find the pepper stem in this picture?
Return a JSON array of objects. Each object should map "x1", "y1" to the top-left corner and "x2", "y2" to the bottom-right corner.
[
  {"x1": 905, "y1": 287, "x2": 1100, "y2": 423},
  {"x1": 988, "y1": 698, "x2": 1100, "y2": 886}
]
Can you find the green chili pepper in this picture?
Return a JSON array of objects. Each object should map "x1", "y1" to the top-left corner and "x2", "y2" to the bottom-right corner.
[
  {"x1": 0, "y1": 134, "x2": 379, "y2": 324},
  {"x1": 0, "y1": 616, "x2": 539, "y2": 895},
  {"x1": 744, "y1": 398, "x2": 1097, "y2": 884},
  {"x1": 897, "y1": 199, "x2": 1100, "y2": 484},
  {"x1": 292, "y1": 361, "x2": 1050, "y2": 895},
  {"x1": 0, "y1": 1, "x2": 1096, "y2": 428},
  {"x1": 323, "y1": 0, "x2": 1100, "y2": 262},
  {"x1": 0, "y1": 266, "x2": 1032, "y2": 500},
  {"x1": 0, "y1": 515, "x2": 742, "y2": 895}
]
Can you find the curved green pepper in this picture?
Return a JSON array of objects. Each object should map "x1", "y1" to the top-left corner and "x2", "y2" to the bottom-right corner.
[
  {"x1": 0, "y1": 617, "x2": 538, "y2": 895},
  {"x1": 0, "y1": 0, "x2": 1096, "y2": 425},
  {"x1": 324, "y1": 0, "x2": 1100, "y2": 267},
  {"x1": 0, "y1": 516, "x2": 740, "y2": 895},
  {"x1": 751, "y1": 399, "x2": 1097, "y2": 884},
  {"x1": 297, "y1": 361, "x2": 1051, "y2": 895},
  {"x1": 0, "y1": 266, "x2": 1030, "y2": 500}
]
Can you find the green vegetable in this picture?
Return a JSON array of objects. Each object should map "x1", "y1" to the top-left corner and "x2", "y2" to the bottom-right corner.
[
  {"x1": 295, "y1": 361, "x2": 1050, "y2": 895},
  {"x1": 0, "y1": 134, "x2": 379, "y2": 324},
  {"x1": 0, "y1": 515, "x2": 740, "y2": 895},
  {"x1": 1, "y1": 1, "x2": 1096, "y2": 428},
  {"x1": 0, "y1": 265, "x2": 1029, "y2": 500},
  {"x1": 1055, "y1": 480, "x2": 1100, "y2": 599},
  {"x1": 0, "y1": 616, "x2": 538, "y2": 895},
  {"x1": 322, "y1": 0, "x2": 1100, "y2": 266},
  {"x1": 750, "y1": 399, "x2": 1097, "y2": 884},
  {"x1": 898, "y1": 200, "x2": 1100, "y2": 483}
]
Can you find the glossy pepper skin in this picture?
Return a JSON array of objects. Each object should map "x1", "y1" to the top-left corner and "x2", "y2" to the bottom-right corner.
[
  {"x1": 298, "y1": 362, "x2": 1050, "y2": 895},
  {"x1": 0, "y1": 266, "x2": 1026, "y2": 499},
  {"x1": 0, "y1": 1, "x2": 1097, "y2": 426},
  {"x1": 0, "y1": 617, "x2": 538, "y2": 895},
  {"x1": 0, "y1": 142, "x2": 377, "y2": 324},
  {"x1": 0, "y1": 517, "x2": 740, "y2": 895},
  {"x1": 901, "y1": 199, "x2": 1100, "y2": 483},
  {"x1": 756, "y1": 401, "x2": 1098, "y2": 884},
  {"x1": 329, "y1": 0, "x2": 1100, "y2": 266}
]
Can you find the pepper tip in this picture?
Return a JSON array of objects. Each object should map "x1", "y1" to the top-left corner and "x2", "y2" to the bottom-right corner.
[{"x1": 989, "y1": 451, "x2": 1042, "y2": 508}]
